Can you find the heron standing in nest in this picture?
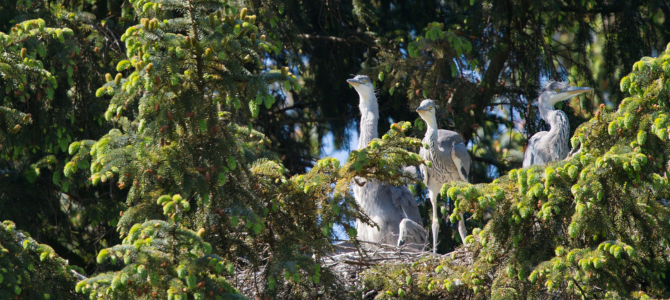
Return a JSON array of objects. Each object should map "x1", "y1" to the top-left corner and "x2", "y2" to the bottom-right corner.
[
  {"x1": 416, "y1": 99, "x2": 471, "y2": 253},
  {"x1": 347, "y1": 75, "x2": 427, "y2": 249}
]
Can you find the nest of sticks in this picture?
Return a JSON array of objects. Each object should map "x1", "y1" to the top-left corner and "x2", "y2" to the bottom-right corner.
[{"x1": 229, "y1": 240, "x2": 472, "y2": 299}]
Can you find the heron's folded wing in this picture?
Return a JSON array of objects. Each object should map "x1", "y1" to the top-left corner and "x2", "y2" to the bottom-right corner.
[
  {"x1": 398, "y1": 218, "x2": 427, "y2": 248},
  {"x1": 523, "y1": 131, "x2": 547, "y2": 168},
  {"x1": 451, "y1": 142, "x2": 471, "y2": 182},
  {"x1": 436, "y1": 130, "x2": 464, "y2": 154},
  {"x1": 389, "y1": 185, "x2": 423, "y2": 224}
]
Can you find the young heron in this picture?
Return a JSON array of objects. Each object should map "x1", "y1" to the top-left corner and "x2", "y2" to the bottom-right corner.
[
  {"x1": 416, "y1": 99, "x2": 470, "y2": 253},
  {"x1": 523, "y1": 82, "x2": 593, "y2": 168},
  {"x1": 347, "y1": 75, "x2": 427, "y2": 249}
]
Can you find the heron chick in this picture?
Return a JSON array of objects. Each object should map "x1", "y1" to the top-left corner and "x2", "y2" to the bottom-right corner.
[
  {"x1": 347, "y1": 75, "x2": 427, "y2": 250},
  {"x1": 523, "y1": 82, "x2": 592, "y2": 168},
  {"x1": 416, "y1": 99, "x2": 471, "y2": 253}
]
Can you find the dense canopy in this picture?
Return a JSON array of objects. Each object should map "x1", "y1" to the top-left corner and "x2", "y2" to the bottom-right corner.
[{"x1": 0, "y1": 0, "x2": 669, "y2": 299}]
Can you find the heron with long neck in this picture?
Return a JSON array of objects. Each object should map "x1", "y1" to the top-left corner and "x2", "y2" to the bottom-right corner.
[
  {"x1": 416, "y1": 99, "x2": 470, "y2": 253},
  {"x1": 523, "y1": 82, "x2": 593, "y2": 168},
  {"x1": 346, "y1": 75, "x2": 426, "y2": 249}
]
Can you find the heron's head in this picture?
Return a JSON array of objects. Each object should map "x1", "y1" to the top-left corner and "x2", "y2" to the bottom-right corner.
[
  {"x1": 347, "y1": 75, "x2": 375, "y2": 100},
  {"x1": 539, "y1": 81, "x2": 593, "y2": 108},
  {"x1": 415, "y1": 99, "x2": 438, "y2": 126}
]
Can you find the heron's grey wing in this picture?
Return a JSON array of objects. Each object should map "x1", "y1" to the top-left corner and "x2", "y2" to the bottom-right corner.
[
  {"x1": 435, "y1": 130, "x2": 468, "y2": 179},
  {"x1": 389, "y1": 186, "x2": 422, "y2": 224},
  {"x1": 398, "y1": 219, "x2": 427, "y2": 249},
  {"x1": 523, "y1": 131, "x2": 548, "y2": 168},
  {"x1": 451, "y1": 142, "x2": 471, "y2": 182},
  {"x1": 436, "y1": 130, "x2": 464, "y2": 154}
]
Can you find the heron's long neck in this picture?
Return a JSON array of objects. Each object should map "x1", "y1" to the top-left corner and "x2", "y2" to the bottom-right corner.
[
  {"x1": 426, "y1": 125, "x2": 438, "y2": 156},
  {"x1": 538, "y1": 102, "x2": 555, "y2": 121},
  {"x1": 354, "y1": 92, "x2": 380, "y2": 213},
  {"x1": 545, "y1": 109, "x2": 570, "y2": 140},
  {"x1": 358, "y1": 93, "x2": 379, "y2": 149},
  {"x1": 540, "y1": 105, "x2": 571, "y2": 158},
  {"x1": 424, "y1": 118, "x2": 443, "y2": 165},
  {"x1": 539, "y1": 104, "x2": 569, "y2": 135}
]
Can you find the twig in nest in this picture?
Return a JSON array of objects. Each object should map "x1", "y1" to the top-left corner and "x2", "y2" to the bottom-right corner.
[{"x1": 342, "y1": 259, "x2": 377, "y2": 266}]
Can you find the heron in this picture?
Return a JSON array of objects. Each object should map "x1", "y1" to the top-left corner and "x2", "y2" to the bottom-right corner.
[
  {"x1": 346, "y1": 75, "x2": 427, "y2": 250},
  {"x1": 523, "y1": 82, "x2": 593, "y2": 168},
  {"x1": 416, "y1": 99, "x2": 470, "y2": 253}
]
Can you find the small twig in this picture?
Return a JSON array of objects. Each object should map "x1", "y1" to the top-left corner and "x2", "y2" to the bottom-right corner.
[{"x1": 342, "y1": 259, "x2": 376, "y2": 266}]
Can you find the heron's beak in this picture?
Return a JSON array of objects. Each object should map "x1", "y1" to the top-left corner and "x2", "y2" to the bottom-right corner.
[
  {"x1": 416, "y1": 104, "x2": 431, "y2": 112},
  {"x1": 346, "y1": 79, "x2": 361, "y2": 86},
  {"x1": 556, "y1": 86, "x2": 593, "y2": 102}
]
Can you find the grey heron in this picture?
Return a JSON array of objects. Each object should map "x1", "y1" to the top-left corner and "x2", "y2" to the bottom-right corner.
[
  {"x1": 347, "y1": 75, "x2": 427, "y2": 249},
  {"x1": 416, "y1": 99, "x2": 470, "y2": 253},
  {"x1": 522, "y1": 82, "x2": 593, "y2": 168}
]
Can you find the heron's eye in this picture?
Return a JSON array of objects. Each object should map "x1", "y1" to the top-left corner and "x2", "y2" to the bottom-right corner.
[
  {"x1": 362, "y1": 79, "x2": 367, "y2": 83},
  {"x1": 555, "y1": 88, "x2": 560, "y2": 92}
]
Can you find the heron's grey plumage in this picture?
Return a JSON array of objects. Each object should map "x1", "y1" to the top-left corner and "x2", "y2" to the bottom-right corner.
[
  {"x1": 347, "y1": 75, "x2": 427, "y2": 250},
  {"x1": 398, "y1": 219, "x2": 428, "y2": 248},
  {"x1": 401, "y1": 165, "x2": 420, "y2": 181},
  {"x1": 523, "y1": 82, "x2": 592, "y2": 168},
  {"x1": 416, "y1": 99, "x2": 470, "y2": 253}
]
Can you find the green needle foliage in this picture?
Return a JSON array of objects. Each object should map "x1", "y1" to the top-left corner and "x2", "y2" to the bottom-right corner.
[
  {"x1": 0, "y1": 4, "x2": 123, "y2": 271},
  {"x1": 0, "y1": 220, "x2": 86, "y2": 299},
  {"x1": 0, "y1": 17, "x2": 65, "y2": 162},
  {"x1": 64, "y1": 0, "x2": 427, "y2": 297},
  {"x1": 72, "y1": 115, "x2": 425, "y2": 299},
  {"x1": 77, "y1": 212, "x2": 242, "y2": 299},
  {"x1": 6, "y1": 0, "x2": 670, "y2": 298},
  {"x1": 362, "y1": 52, "x2": 670, "y2": 299}
]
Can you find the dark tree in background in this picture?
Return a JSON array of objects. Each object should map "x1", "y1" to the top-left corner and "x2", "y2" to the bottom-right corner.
[
  {"x1": 242, "y1": 0, "x2": 669, "y2": 178},
  {"x1": 236, "y1": 0, "x2": 670, "y2": 252}
]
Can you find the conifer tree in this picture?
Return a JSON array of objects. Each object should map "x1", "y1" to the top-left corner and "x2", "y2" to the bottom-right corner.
[
  {"x1": 0, "y1": 220, "x2": 86, "y2": 299},
  {"x1": 362, "y1": 51, "x2": 670, "y2": 299},
  {"x1": 66, "y1": 0, "x2": 430, "y2": 297},
  {"x1": 6, "y1": 0, "x2": 670, "y2": 298},
  {"x1": 0, "y1": 7, "x2": 125, "y2": 270},
  {"x1": 76, "y1": 201, "x2": 243, "y2": 299}
]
